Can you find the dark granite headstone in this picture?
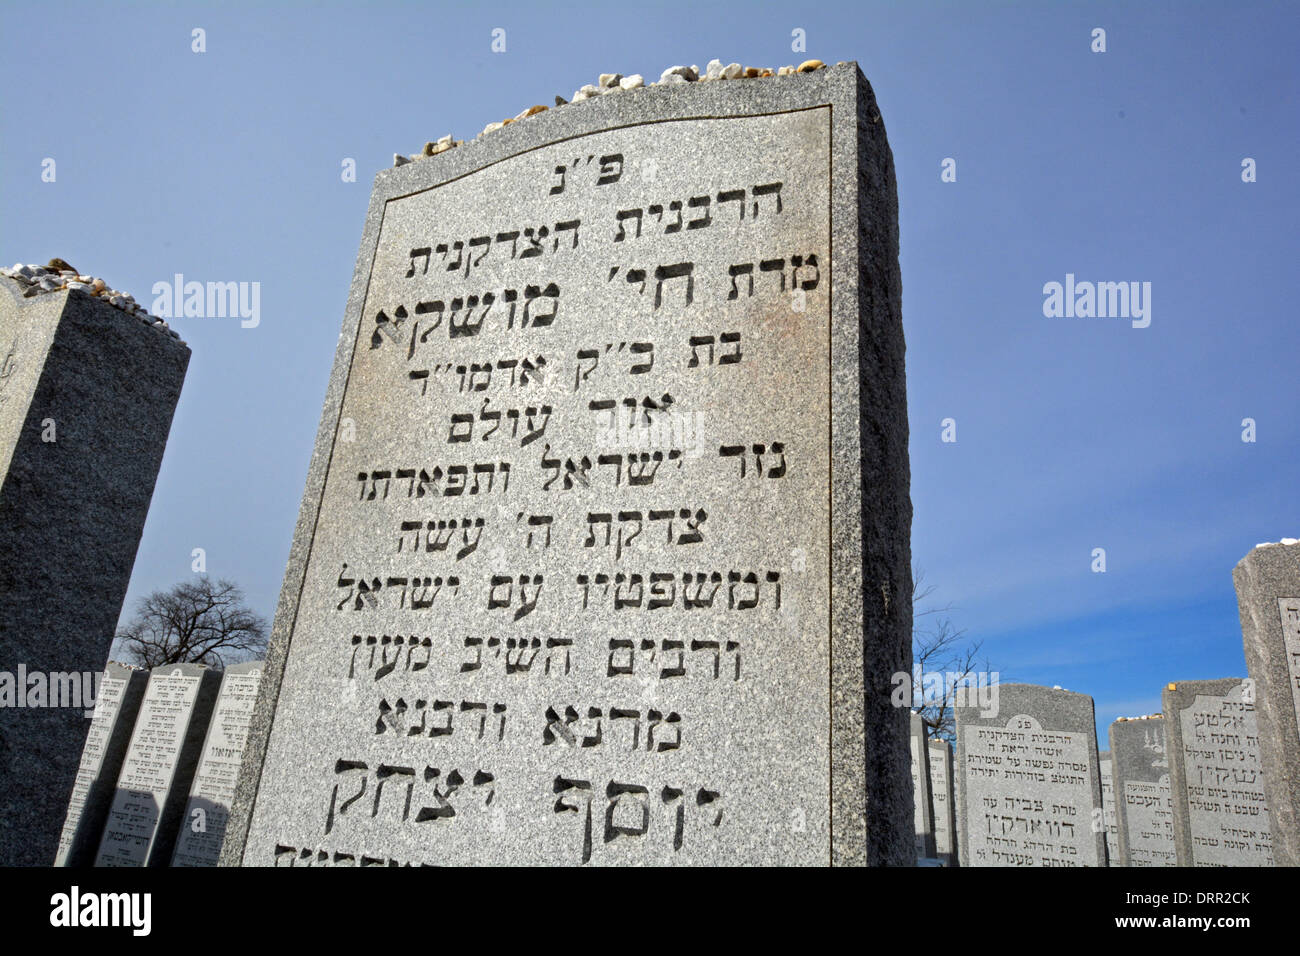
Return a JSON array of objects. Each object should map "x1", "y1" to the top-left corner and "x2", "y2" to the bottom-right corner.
[
  {"x1": 1108, "y1": 717, "x2": 1176, "y2": 867},
  {"x1": 1233, "y1": 540, "x2": 1300, "y2": 866},
  {"x1": 956, "y1": 684, "x2": 1105, "y2": 867},
  {"x1": 94, "y1": 663, "x2": 220, "y2": 866},
  {"x1": 222, "y1": 62, "x2": 912, "y2": 867},
  {"x1": 171, "y1": 662, "x2": 264, "y2": 866},
  {"x1": 0, "y1": 277, "x2": 189, "y2": 865},
  {"x1": 1162, "y1": 678, "x2": 1274, "y2": 866},
  {"x1": 53, "y1": 663, "x2": 149, "y2": 865}
]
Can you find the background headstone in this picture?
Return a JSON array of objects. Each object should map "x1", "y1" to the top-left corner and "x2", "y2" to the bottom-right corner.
[
  {"x1": 53, "y1": 663, "x2": 149, "y2": 866},
  {"x1": 94, "y1": 663, "x2": 220, "y2": 866},
  {"x1": 1162, "y1": 678, "x2": 1274, "y2": 866},
  {"x1": 1108, "y1": 717, "x2": 1176, "y2": 867},
  {"x1": 171, "y1": 662, "x2": 264, "y2": 866},
  {"x1": 956, "y1": 684, "x2": 1105, "y2": 867},
  {"x1": 910, "y1": 712, "x2": 935, "y2": 860},
  {"x1": 1098, "y1": 749, "x2": 1117, "y2": 865},
  {"x1": 0, "y1": 276, "x2": 189, "y2": 865},
  {"x1": 1233, "y1": 540, "x2": 1300, "y2": 866},
  {"x1": 927, "y1": 737, "x2": 957, "y2": 866},
  {"x1": 223, "y1": 62, "x2": 912, "y2": 867}
]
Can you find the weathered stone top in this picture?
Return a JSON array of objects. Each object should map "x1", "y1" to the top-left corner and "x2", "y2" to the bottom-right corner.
[
  {"x1": 394, "y1": 57, "x2": 832, "y2": 165},
  {"x1": 1249, "y1": 537, "x2": 1299, "y2": 549},
  {"x1": 1, "y1": 260, "x2": 183, "y2": 342}
]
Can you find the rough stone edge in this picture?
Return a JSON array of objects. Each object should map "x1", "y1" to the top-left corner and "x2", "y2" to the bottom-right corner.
[
  {"x1": 221, "y1": 62, "x2": 908, "y2": 866},
  {"x1": 1234, "y1": 544, "x2": 1300, "y2": 867},
  {"x1": 955, "y1": 684, "x2": 1104, "y2": 867}
]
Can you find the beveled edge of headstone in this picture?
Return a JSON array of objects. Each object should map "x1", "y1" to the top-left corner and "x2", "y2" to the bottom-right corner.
[
  {"x1": 221, "y1": 61, "x2": 910, "y2": 867},
  {"x1": 954, "y1": 683, "x2": 1104, "y2": 867},
  {"x1": 1233, "y1": 540, "x2": 1300, "y2": 866},
  {"x1": 1160, "y1": 677, "x2": 1249, "y2": 868},
  {"x1": 0, "y1": 275, "x2": 191, "y2": 355}
]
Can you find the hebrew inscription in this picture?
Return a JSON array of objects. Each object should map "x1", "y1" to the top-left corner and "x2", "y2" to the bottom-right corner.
[{"x1": 242, "y1": 108, "x2": 834, "y2": 865}]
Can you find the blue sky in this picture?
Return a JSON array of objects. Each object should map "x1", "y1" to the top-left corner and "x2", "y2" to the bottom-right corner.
[{"x1": 2, "y1": 0, "x2": 1296, "y2": 740}]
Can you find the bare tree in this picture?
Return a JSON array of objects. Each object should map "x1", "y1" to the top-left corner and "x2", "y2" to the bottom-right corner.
[
  {"x1": 912, "y1": 567, "x2": 989, "y2": 743},
  {"x1": 116, "y1": 577, "x2": 268, "y2": 669}
]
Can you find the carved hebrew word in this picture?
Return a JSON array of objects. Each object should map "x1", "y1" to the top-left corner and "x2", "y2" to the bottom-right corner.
[
  {"x1": 395, "y1": 517, "x2": 485, "y2": 559},
  {"x1": 607, "y1": 263, "x2": 694, "y2": 310},
  {"x1": 325, "y1": 760, "x2": 495, "y2": 834},
  {"x1": 587, "y1": 392, "x2": 675, "y2": 431},
  {"x1": 335, "y1": 565, "x2": 461, "y2": 611},
  {"x1": 516, "y1": 512, "x2": 553, "y2": 549},
  {"x1": 375, "y1": 697, "x2": 507, "y2": 741},
  {"x1": 613, "y1": 182, "x2": 783, "y2": 241},
  {"x1": 550, "y1": 153, "x2": 623, "y2": 195},
  {"x1": 403, "y1": 219, "x2": 579, "y2": 279},
  {"x1": 448, "y1": 399, "x2": 552, "y2": 447},
  {"x1": 348, "y1": 634, "x2": 432, "y2": 681},
  {"x1": 408, "y1": 354, "x2": 549, "y2": 397},
  {"x1": 606, "y1": 636, "x2": 741, "y2": 681},
  {"x1": 686, "y1": 332, "x2": 742, "y2": 367},
  {"x1": 542, "y1": 705, "x2": 682, "y2": 753},
  {"x1": 460, "y1": 635, "x2": 572, "y2": 677},
  {"x1": 357, "y1": 462, "x2": 511, "y2": 501},
  {"x1": 572, "y1": 341, "x2": 655, "y2": 392},
  {"x1": 370, "y1": 284, "x2": 561, "y2": 358},
  {"x1": 553, "y1": 777, "x2": 723, "y2": 864},
  {"x1": 486, "y1": 574, "x2": 544, "y2": 621},
  {"x1": 576, "y1": 570, "x2": 780, "y2": 613},
  {"x1": 541, "y1": 447, "x2": 686, "y2": 492},
  {"x1": 273, "y1": 844, "x2": 430, "y2": 867},
  {"x1": 726, "y1": 254, "x2": 820, "y2": 298},
  {"x1": 583, "y1": 508, "x2": 707, "y2": 560},
  {"x1": 718, "y1": 442, "x2": 787, "y2": 478}
]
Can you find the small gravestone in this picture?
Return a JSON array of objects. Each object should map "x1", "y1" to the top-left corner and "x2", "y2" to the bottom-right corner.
[
  {"x1": 171, "y1": 662, "x2": 264, "y2": 866},
  {"x1": 1098, "y1": 750, "x2": 1118, "y2": 865},
  {"x1": 1234, "y1": 539, "x2": 1300, "y2": 866},
  {"x1": 956, "y1": 684, "x2": 1105, "y2": 867},
  {"x1": 1108, "y1": 717, "x2": 1175, "y2": 867},
  {"x1": 94, "y1": 663, "x2": 221, "y2": 866},
  {"x1": 909, "y1": 713, "x2": 935, "y2": 860},
  {"x1": 53, "y1": 663, "x2": 149, "y2": 866},
  {"x1": 927, "y1": 737, "x2": 957, "y2": 866},
  {"x1": 223, "y1": 62, "x2": 913, "y2": 867},
  {"x1": 1162, "y1": 678, "x2": 1274, "y2": 866},
  {"x1": 0, "y1": 273, "x2": 189, "y2": 866}
]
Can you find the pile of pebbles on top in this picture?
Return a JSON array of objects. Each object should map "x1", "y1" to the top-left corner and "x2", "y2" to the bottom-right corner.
[
  {"x1": 394, "y1": 57, "x2": 830, "y2": 166},
  {"x1": 0, "y1": 259, "x2": 180, "y2": 339}
]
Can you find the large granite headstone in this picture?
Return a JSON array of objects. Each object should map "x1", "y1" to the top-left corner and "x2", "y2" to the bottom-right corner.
[
  {"x1": 1233, "y1": 540, "x2": 1300, "y2": 866},
  {"x1": 1098, "y1": 750, "x2": 1117, "y2": 865},
  {"x1": 927, "y1": 737, "x2": 957, "y2": 866},
  {"x1": 910, "y1": 712, "x2": 935, "y2": 860},
  {"x1": 94, "y1": 663, "x2": 220, "y2": 866},
  {"x1": 171, "y1": 662, "x2": 264, "y2": 866},
  {"x1": 223, "y1": 62, "x2": 912, "y2": 867},
  {"x1": 53, "y1": 662, "x2": 149, "y2": 865},
  {"x1": 0, "y1": 277, "x2": 189, "y2": 865},
  {"x1": 1108, "y1": 717, "x2": 1175, "y2": 867},
  {"x1": 1162, "y1": 678, "x2": 1274, "y2": 866},
  {"x1": 956, "y1": 684, "x2": 1105, "y2": 867}
]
